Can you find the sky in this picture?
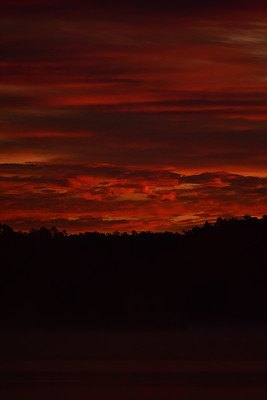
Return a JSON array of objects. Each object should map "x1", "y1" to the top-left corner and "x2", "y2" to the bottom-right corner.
[{"x1": 1, "y1": 0, "x2": 267, "y2": 232}]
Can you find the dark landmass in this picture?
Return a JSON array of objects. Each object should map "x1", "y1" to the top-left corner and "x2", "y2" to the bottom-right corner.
[{"x1": 1, "y1": 215, "x2": 267, "y2": 329}]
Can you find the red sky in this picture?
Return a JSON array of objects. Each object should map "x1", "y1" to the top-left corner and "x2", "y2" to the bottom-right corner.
[{"x1": 1, "y1": 1, "x2": 267, "y2": 232}]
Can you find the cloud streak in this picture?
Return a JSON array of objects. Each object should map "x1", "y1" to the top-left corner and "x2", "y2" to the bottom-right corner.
[{"x1": 1, "y1": 2, "x2": 267, "y2": 230}]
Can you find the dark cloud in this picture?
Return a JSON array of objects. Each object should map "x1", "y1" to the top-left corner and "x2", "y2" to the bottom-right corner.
[{"x1": 2, "y1": 1, "x2": 267, "y2": 18}]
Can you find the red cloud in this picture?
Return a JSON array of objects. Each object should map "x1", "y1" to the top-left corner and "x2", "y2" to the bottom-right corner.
[
  {"x1": 2, "y1": 4, "x2": 267, "y2": 229},
  {"x1": 0, "y1": 164, "x2": 267, "y2": 232}
]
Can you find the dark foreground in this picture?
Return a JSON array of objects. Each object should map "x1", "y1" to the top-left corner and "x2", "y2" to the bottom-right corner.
[
  {"x1": 1, "y1": 217, "x2": 267, "y2": 398},
  {"x1": 1, "y1": 216, "x2": 267, "y2": 329}
]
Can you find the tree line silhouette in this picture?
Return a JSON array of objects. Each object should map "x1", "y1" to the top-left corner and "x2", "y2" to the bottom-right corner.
[{"x1": 1, "y1": 215, "x2": 267, "y2": 329}]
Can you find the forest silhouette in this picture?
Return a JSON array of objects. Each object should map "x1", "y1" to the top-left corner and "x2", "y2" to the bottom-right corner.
[{"x1": 1, "y1": 215, "x2": 267, "y2": 329}]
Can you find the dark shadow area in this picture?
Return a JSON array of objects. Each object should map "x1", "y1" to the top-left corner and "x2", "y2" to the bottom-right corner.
[{"x1": 1, "y1": 215, "x2": 267, "y2": 329}]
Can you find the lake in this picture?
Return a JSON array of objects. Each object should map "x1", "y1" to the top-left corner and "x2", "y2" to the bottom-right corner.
[{"x1": 1, "y1": 328, "x2": 267, "y2": 399}]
